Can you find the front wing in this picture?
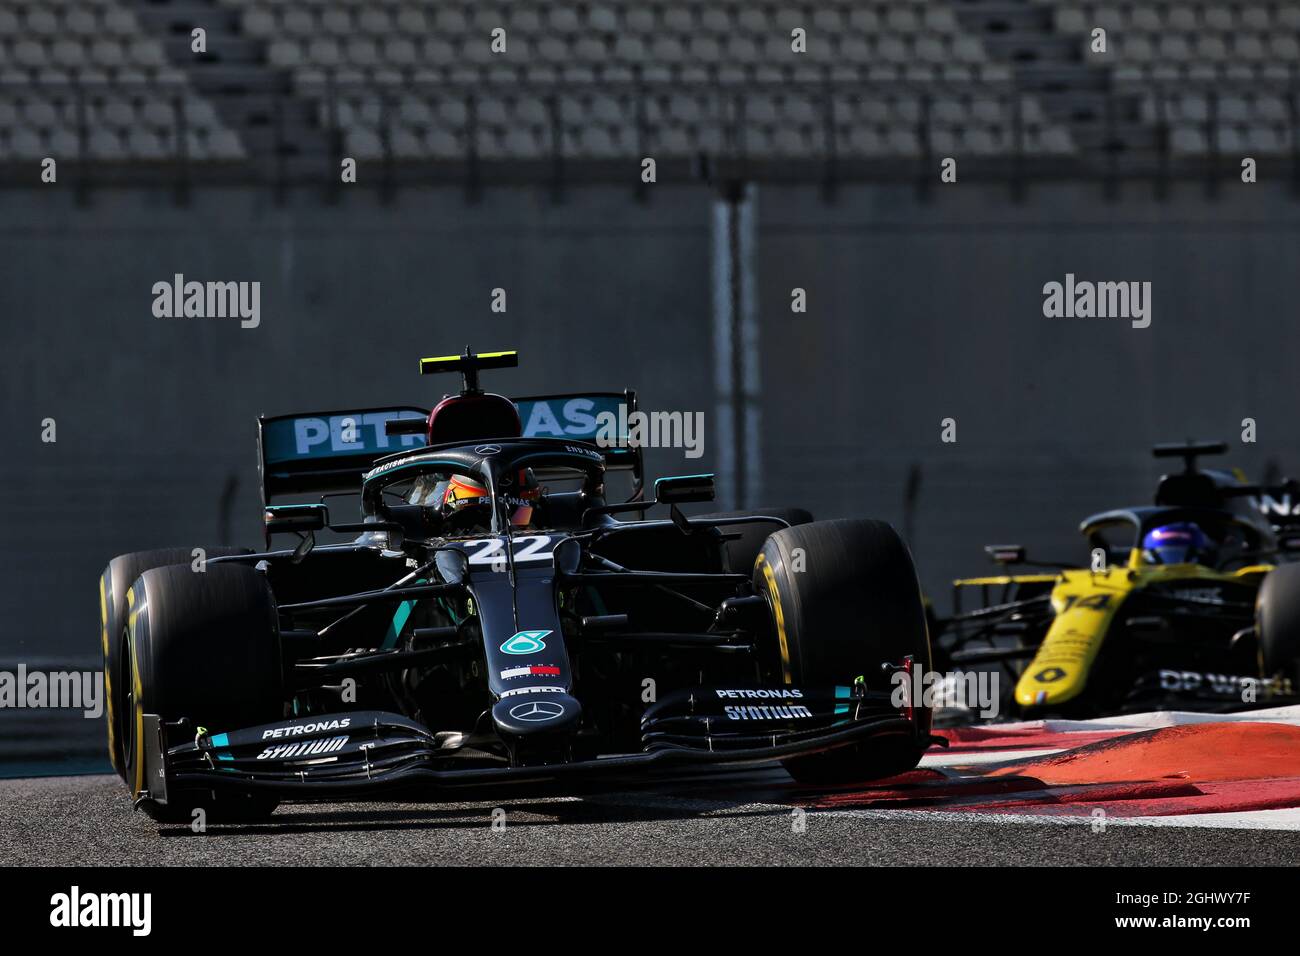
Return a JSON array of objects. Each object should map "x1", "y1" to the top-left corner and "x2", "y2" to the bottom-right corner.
[{"x1": 136, "y1": 688, "x2": 932, "y2": 808}]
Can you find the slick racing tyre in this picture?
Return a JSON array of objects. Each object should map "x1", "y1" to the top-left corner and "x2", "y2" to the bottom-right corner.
[
  {"x1": 700, "y1": 507, "x2": 814, "y2": 575},
  {"x1": 100, "y1": 547, "x2": 251, "y2": 781},
  {"x1": 1256, "y1": 562, "x2": 1300, "y2": 686},
  {"x1": 122, "y1": 562, "x2": 283, "y2": 823},
  {"x1": 754, "y1": 519, "x2": 932, "y2": 785}
]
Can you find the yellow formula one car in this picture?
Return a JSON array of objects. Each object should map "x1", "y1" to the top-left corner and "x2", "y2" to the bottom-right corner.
[{"x1": 932, "y1": 442, "x2": 1300, "y2": 720}]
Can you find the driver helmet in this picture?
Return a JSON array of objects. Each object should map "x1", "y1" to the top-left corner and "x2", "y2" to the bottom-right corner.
[
  {"x1": 1141, "y1": 522, "x2": 1215, "y2": 566},
  {"x1": 434, "y1": 472, "x2": 540, "y2": 529}
]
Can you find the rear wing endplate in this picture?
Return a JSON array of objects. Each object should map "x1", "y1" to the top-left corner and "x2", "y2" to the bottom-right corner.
[{"x1": 258, "y1": 406, "x2": 429, "y2": 504}]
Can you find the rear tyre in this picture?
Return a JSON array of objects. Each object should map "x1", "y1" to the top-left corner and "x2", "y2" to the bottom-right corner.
[
  {"x1": 99, "y1": 547, "x2": 251, "y2": 780},
  {"x1": 1256, "y1": 562, "x2": 1300, "y2": 687},
  {"x1": 699, "y1": 507, "x2": 814, "y2": 574},
  {"x1": 753, "y1": 519, "x2": 932, "y2": 785},
  {"x1": 122, "y1": 563, "x2": 283, "y2": 823}
]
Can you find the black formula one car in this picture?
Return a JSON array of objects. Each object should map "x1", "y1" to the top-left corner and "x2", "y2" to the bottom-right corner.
[
  {"x1": 931, "y1": 442, "x2": 1300, "y2": 721},
  {"x1": 99, "y1": 349, "x2": 936, "y2": 821}
]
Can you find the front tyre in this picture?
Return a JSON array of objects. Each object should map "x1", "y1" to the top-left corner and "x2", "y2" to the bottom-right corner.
[
  {"x1": 122, "y1": 562, "x2": 283, "y2": 823},
  {"x1": 100, "y1": 547, "x2": 251, "y2": 780},
  {"x1": 1256, "y1": 562, "x2": 1300, "y2": 688},
  {"x1": 754, "y1": 519, "x2": 932, "y2": 784}
]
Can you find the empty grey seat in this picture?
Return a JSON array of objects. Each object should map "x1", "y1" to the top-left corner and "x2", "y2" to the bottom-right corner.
[
  {"x1": 355, "y1": 8, "x2": 389, "y2": 34},
  {"x1": 1204, "y1": 7, "x2": 1236, "y2": 30},
  {"x1": 587, "y1": 5, "x2": 619, "y2": 32},
  {"x1": 243, "y1": 7, "x2": 275, "y2": 36},
  {"x1": 268, "y1": 40, "x2": 303, "y2": 68},
  {"x1": 384, "y1": 37, "x2": 418, "y2": 67},
  {"x1": 103, "y1": 8, "x2": 139, "y2": 36},
  {"x1": 183, "y1": 98, "x2": 219, "y2": 129},
  {"x1": 1218, "y1": 97, "x2": 1249, "y2": 123},
  {"x1": 22, "y1": 97, "x2": 61, "y2": 128},
  {"x1": 140, "y1": 97, "x2": 176, "y2": 129},
  {"x1": 389, "y1": 127, "x2": 425, "y2": 160},
  {"x1": 126, "y1": 128, "x2": 166, "y2": 159},
  {"x1": 1171, "y1": 126, "x2": 1207, "y2": 154},
  {"x1": 64, "y1": 8, "x2": 99, "y2": 35},
  {"x1": 397, "y1": 96, "x2": 431, "y2": 127},
  {"x1": 1234, "y1": 34, "x2": 1266, "y2": 61},
  {"x1": 424, "y1": 127, "x2": 462, "y2": 158},
  {"x1": 88, "y1": 128, "x2": 125, "y2": 159},
  {"x1": 281, "y1": 9, "x2": 316, "y2": 37},
  {"x1": 1241, "y1": 6, "x2": 1271, "y2": 29},
  {"x1": 47, "y1": 127, "x2": 80, "y2": 158},
  {"x1": 846, "y1": 125, "x2": 884, "y2": 156},
  {"x1": 886, "y1": 128, "x2": 921, "y2": 157},
  {"x1": 345, "y1": 37, "x2": 379, "y2": 68},
  {"x1": 344, "y1": 127, "x2": 383, "y2": 161},
  {"x1": 951, "y1": 36, "x2": 986, "y2": 63},
  {"x1": 10, "y1": 128, "x2": 44, "y2": 159},
  {"x1": 308, "y1": 38, "x2": 342, "y2": 69},
  {"x1": 14, "y1": 39, "x2": 50, "y2": 68},
  {"x1": 207, "y1": 129, "x2": 243, "y2": 160},
  {"x1": 24, "y1": 9, "x2": 60, "y2": 36},
  {"x1": 1251, "y1": 126, "x2": 1290, "y2": 152}
]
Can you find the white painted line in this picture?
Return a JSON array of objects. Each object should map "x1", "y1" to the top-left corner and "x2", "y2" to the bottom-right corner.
[
  {"x1": 920, "y1": 748, "x2": 1063, "y2": 768},
  {"x1": 813, "y1": 806, "x2": 1300, "y2": 832}
]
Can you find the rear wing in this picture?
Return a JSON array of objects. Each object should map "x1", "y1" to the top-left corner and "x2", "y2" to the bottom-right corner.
[
  {"x1": 258, "y1": 391, "x2": 644, "y2": 504},
  {"x1": 1230, "y1": 480, "x2": 1300, "y2": 541},
  {"x1": 258, "y1": 406, "x2": 429, "y2": 504}
]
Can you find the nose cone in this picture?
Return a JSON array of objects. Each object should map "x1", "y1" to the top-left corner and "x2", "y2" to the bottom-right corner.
[{"x1": 492, "y1": 692, "x2": 582, "y2": 736}]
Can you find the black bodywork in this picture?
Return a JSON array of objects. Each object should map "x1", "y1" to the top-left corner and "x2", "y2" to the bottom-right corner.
[{"x1": 135, "y1": 413, "x2": 923, "y2": 810}]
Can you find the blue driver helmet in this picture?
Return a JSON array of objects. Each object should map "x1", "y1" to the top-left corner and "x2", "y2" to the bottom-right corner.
[{"x1": 1141, "y1": 522, "x2": 1213, "y2": 566}]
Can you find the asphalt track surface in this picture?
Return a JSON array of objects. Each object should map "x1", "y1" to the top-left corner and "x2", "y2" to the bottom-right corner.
[{"x1": 4, "y1": 771, "x2": 1298, "y2": 866}]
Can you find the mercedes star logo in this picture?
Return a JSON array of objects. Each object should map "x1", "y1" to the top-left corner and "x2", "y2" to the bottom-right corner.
[
  {"x1": 508, "y1": 700, "x2": 565, "y2": 722},
  {"x1": 474, "y1": 444, "x2": 502, "y2": 456}
]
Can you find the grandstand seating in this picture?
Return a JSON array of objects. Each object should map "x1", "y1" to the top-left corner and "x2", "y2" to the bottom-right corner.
[
  {"x1": 1, "y1": 0, "x2": 1296, "y2": 171},
  {"x1": 211, "y1": 0, "x2": 1074, "y2": 161},
  {"x1": 0, "y1": 1, "x2": 245, "y2": 161},
  {"x1": 1036, "y1": 0, "x2": 1297, "y2": 155}
]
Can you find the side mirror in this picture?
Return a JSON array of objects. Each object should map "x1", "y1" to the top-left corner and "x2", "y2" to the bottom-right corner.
[
  {"x1": 435, "y1": 547, "x2": 470, "y2": 584},
  {"x1": 553, "y1": 537, "x2": 582, "y2": 575},
  {"x1": 985, "y1": 544, "x2": 1025, "y2": 565},
  {"x1": 385, "y1": 417, "x2": 428, "y2": 437},
  {"x1": 654, "y1": 474, "x2": 715, "y2": 506},
  {"x1": 264, "y1": 503, "x2": 329, "y2": 535}
]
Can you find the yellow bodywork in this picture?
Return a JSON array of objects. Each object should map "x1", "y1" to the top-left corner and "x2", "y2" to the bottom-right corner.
[{"x1": 956, "y1": 552, "x2": 1273, "y2": 709}]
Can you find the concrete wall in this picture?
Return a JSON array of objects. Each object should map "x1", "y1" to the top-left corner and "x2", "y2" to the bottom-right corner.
[{"x1": 755, "y1": 181, "x2": 1300, "y2": 610}]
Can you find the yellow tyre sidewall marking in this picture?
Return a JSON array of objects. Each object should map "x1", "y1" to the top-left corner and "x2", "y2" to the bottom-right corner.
[
  {"x1": 127, "y1": 587, "x2": 145, "y2": 799},
  {"x1": 99, "y1": 574, "x2": 119, "y2": 773},
  {"x1": 756, "y1": 553, "x2": 793, "y2": 684}
]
